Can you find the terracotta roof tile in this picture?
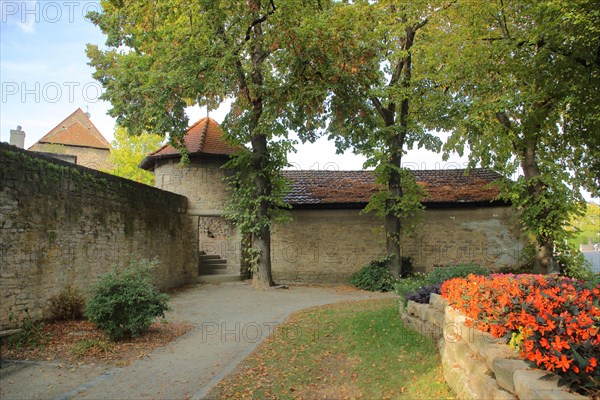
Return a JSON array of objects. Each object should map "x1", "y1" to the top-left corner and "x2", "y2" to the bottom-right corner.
[
  {"x1": 149, "y1": 117, "x2": 237, "y2": 157},
  {"x1": 34, "y1": 108, "x2": 111, "y2": 150},
  {"x1": 282, "y1": 169, "x2": 502, "y2": 205}
]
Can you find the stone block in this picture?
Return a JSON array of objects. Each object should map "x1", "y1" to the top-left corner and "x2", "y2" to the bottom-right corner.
[
  {"x1": 513, "y1": 369, "x2": 587, "y2": 400},
  {"x1": 468, "y1": 329, "x2": 515, "y2": 370},
  {"x1": 425, "y1": 307, "x2": 445, "y2": 328},
  {"x1": 430, "y1": 293, "x2": 448, "y2": 311},
  {"x1": 492, "y1": 358, "x2": 530, "y2": 394}
]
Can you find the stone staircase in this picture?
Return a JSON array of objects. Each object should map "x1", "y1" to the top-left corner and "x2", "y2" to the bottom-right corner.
[{"x1": 197, "y1": 252, "x2": 243, "y2": 283}]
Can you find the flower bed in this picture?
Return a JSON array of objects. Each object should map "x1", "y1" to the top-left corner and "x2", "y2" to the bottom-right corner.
[{"x1": 441, "y1": 274, "x2": 600, "y2": 393}]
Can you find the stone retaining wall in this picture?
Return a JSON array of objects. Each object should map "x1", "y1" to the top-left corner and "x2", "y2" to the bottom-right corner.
[
  {"x1": 401, "y1": 294, "x2": 588, "y2": 400},
  {"x1": 0, "y1": 143, "x2": 198, "y2": 329}
]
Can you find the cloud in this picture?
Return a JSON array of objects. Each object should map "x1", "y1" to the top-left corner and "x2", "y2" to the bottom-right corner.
[{"x1": 0, "y1": 0, "x2": 38, "y2": 34}]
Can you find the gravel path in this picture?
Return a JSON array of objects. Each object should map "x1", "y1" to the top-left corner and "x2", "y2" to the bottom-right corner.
[{"x1": 0, "y1": 282, "x2": 393, "y2": 400}]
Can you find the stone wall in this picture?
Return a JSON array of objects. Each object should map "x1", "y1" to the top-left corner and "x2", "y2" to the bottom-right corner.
[
  {"x1": 154, "y1": 157, "x2": 230, "y2": 215},
  {"x1": 401, "y1": 294, "x2": 587, "y2": 400},
  {"x1": 271, "y1": 209, "x2": 385, "y2": 282},
  {"x1": 0, "y1": 143, "x2": 197, "y2": 329},
  {"x1": 29, "y1": 143, "x2": 112, "y2": 171},
  {"x1": 271, "y1": 206, "x2": 523, "y2": 283},
  {"x1": 402, "y1": 206, "x2": 523, "y2": 271}
]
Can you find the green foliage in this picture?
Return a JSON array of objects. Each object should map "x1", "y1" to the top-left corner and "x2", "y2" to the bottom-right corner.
[
  {"x1": 395, "y1": 273, "x2": 428, "y2": 306},
  {"x1": 7, "y1": 309, "x2": 50, "y2": 350},
  {"x1": 567, "y1": 202, "x2": 600, "y2": 247},
  {"x1": 555, "y1": 241, "x2": 596, "y2": 280},
  {"x1": 49, "y1": 285, "x2": 85, "y2": 321},
  {"x1": 363, "y1": 169, "x2": 426, "y2": 232},
  {"x1": 439, "y1": 1, "x2": 600, "y2": 271},
  {"x1": 72, "y1": 338, "x2": 114, "y2": 357},
  {"x1": 425, "y1": 264, "x2": 490, "y2": 285},
  {"x1": 103, "y1": 126, "x2": 163, "y2": 185},
  {"x1": 86, "y1": 258, "x2": 170, "y2": 342},
  {"x1": 396, "y1": 264, "x2": 489, "y2": 306},
  {"x1": 350, "y1": 256, "x2": 396, "y2": 292}
]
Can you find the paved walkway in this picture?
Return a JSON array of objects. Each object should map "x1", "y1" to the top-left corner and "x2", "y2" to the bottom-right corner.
[{"x1": 0, "y1": 282, "x2": 393, "y2": 400}]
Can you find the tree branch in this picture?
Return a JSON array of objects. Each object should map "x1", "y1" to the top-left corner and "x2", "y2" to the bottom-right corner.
[{"x1": 244, "y1": 0, "x2": 277, "y2": 41}]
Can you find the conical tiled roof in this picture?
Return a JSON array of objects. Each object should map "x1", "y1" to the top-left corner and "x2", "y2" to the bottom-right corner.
[
  {"x1": 150, "y1": 117, "x2": 237, "y2": 157},
  {"x1": 33, "y1": 108, "x2": 111, "y2": 150},
  {"x1": 140, "y1": 117, "x2": 237, "y2": 169}
]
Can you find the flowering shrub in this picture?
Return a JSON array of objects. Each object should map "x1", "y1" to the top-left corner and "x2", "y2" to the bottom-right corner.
[{"x1": 441, "y1": 274, "x2": 600, "y2": 392}]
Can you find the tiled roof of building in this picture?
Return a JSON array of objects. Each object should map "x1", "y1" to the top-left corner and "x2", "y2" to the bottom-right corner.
[
  {"x1": 149, "y1": 117, "x2": 237, "y2": 157},
  {"x1": 282, "y1": 169, "x2": 502, "y2": 205},
  {"x1": 34, "y1": 108, "x2": 111, "y2": 150}
]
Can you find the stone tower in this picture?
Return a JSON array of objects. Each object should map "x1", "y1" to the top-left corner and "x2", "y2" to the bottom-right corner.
[{"x1": 139, "y1": 117, "x2": 243, "y2": 280}]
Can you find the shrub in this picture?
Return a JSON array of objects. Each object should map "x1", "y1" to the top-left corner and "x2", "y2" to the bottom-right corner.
[
  {"x1": 442, "y1": 274, "x2": 600, "y2": 393},
  {"x1": 86, "y1": 258, "x2": 170, "y2": 341},
  {"x1": 406, "y1": 283, "x2": 443, "y2": 304},
  {"x1": 351, "y1": 257, "x2": 395, "y2": 292},
  {"x1": 7, "y1": 309, "x2": 50, "y2": 350},
  {"x1": 425, "y1": 264, "x2": 490, "y2": 285},
  {"x1": 395, "y1": 273, "x2": 428, "y2": 306},
  {"x1": 49, "y1": 285, "x2": 85, "y2": 320}
]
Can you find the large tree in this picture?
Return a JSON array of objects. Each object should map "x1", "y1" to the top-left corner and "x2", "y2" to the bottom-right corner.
[
  {"x1": 291, "y1": 1, "x2": 455, "y2": 278},
  {"x1": 440, "y1": 0, "x2": 600, "y2": 274},
  {"x1": 87, "y1": 0, "x2": 324, "y2": 287}
]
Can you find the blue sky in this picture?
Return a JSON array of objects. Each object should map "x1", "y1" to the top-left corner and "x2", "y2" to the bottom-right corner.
[{"x1": 0, "y1": 0, "x2": 476, "y2": 173}]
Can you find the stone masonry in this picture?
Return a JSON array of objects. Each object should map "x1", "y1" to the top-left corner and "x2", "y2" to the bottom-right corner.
[{"x1": 0, "y1": 143, "x2": 198, "y2": 329}]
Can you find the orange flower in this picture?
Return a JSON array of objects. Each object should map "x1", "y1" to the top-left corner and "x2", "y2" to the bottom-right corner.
[
  {"x1": 552, "y1": 336, "x2": 570, "y2": 352},
  {"x1": 556, "y1": 354, "x2": 572, "y2": 372},
  {"x1": 586, "y1": 357, "x2": 597, "y2": 373}
]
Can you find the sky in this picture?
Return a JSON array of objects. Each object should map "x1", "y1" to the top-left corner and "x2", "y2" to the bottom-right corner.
[
  {"x1": 0, "y1": 0, "x2": 476, "y2": 174},
  {"x1": 0, "y1": 1, "x2": 596, "y2": 204}
]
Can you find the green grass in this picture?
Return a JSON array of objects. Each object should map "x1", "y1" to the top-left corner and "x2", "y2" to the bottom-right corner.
[{"x1": 216, "y1": 299, "x2": 454, "y2": 399}]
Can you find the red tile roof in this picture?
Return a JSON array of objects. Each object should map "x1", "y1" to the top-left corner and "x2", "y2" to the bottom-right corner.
[
  {"x1": 282, "y1": 169, "x2": 502, "y2": 206},
  {"x1": 33, "y1": 108, "x2": 111, "y2": 150},
  {"x1": 149, "y1": 117, "x2": 237, "y2": 157}
]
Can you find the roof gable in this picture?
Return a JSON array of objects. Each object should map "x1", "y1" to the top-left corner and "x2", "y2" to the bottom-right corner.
[{"x1": 34, "y1": 108, "x2": 111, "y2": 150}]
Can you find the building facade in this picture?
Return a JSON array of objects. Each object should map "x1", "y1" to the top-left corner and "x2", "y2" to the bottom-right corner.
[{"x1": 141, "y1": 118, "x2": 525, "y2": 282}]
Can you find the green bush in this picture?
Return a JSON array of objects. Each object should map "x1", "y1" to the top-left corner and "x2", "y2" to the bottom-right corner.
[
  {"x1": 425, "y1": 264, "x2": 490, "y2": 285},
  {"x1": 395, "y1": 273, "x2": 428, "y2": 306},
  {"x1": 351, "y1": 257, "x2": 395, "y2": 292},
  {"x1": 7, "y1": 309, "x2": 50, "y2": 350},
  {"x1": 86, "y1": 258, "x2": 170, "y2": 341},
  {"x1": 49, "y1": 285, "x2": 85, "y2": 320}
]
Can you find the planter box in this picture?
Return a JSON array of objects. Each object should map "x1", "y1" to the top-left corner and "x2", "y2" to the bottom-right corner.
[{"x1": 401, "y1": 294, "x2": 588, "y2": 400}]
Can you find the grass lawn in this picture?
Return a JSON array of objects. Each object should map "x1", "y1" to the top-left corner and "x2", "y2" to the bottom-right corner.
[{"x1": 214, "y1": 298, "x2": 454, "y2": 399}]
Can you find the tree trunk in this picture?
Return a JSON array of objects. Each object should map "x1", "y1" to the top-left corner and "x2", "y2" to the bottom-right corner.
[
  {"x1": 382, "y1": 27, "x2": 416, "y2": 279},
  {"x1": 520, "y1": 137, "x2": 559, "y2": 274},
  {"x1": 386, "y1": 153, "x2": 403, "y2": 279},
  {"x1": 247, "y1": 3, "x2": 275, "y2": 288},
  {"x1": 249, "y1": 122, "x2": 276, "y2": 288}
]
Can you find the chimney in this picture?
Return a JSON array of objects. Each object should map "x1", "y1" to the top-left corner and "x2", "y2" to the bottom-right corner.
[{"x1": 9, "y1": 126, "x2": 25, "y2": 148}]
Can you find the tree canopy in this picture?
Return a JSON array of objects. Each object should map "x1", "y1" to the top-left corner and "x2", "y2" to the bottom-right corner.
[
  {"x1": 439, "y1": 0, "x2": 600, "y2": 273},
  {"x1": 104, "y1": 126, "x2": 163, "y2": 185},
  {"x1": 87, "y1": 0, "x2": 327, "y2": 287}
]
